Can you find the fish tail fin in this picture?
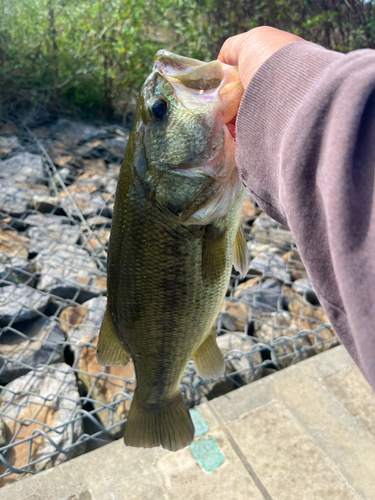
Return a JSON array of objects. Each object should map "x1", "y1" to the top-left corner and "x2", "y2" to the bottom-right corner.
[
  {"x1": 124, "y1": 390, "x2": 194, "y2": 452},
  {"x1": 193, "y1": 326, "x2": 224, "y2": 380}
]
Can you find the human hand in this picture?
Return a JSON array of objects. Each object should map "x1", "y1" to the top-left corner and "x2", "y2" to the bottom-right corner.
[{"x1": 218, "y1": 27, "x2": 304, "y2": 89}]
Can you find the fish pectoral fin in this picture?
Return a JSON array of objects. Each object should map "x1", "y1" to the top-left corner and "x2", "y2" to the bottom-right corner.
[
  {"x1": 96, "y1": 309, "x2": 131, "y2": 367},
  {"x1": 233, "y1": 225, "x2": 248, "y2": 279},
  {"x1": 124, "y1": 390, "x2": 194, "y2": 452},
  {"x1": 193, "y1": 326, "x2": 224, "y2": 380},
  {"x1": 202, "y1": 225, "x2": 227, "y2": 283}
]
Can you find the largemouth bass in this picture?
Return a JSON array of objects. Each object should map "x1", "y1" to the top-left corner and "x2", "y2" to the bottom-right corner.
[{"x1": 97, "y1": 51, "x2": 247, "y2": 451}]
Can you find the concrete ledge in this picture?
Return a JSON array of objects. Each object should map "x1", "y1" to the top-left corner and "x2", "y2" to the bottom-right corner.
[{"x1": 2, "y1": 346, "x2": 375, "y2": 499}]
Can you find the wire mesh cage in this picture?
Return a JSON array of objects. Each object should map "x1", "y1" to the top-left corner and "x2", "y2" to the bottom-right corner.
[{"x1": 0, "y1": 116, "x2": 339, "y2": 487}]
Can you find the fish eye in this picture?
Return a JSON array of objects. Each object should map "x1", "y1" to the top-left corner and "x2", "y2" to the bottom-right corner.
[{"x1": 149, "y1": 97, "x2": 168, "y2": 120}]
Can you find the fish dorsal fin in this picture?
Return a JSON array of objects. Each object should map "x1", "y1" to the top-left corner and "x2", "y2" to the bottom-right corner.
[
  {"x1": 202, "y1": 225, "x2": 227, "y2": 283},
  {"x1": 97, "y1": 308, "x2": 131, "y2": 366},
  {"x1": 233, "y1": 225, "x2": 248, "y2": 279}
]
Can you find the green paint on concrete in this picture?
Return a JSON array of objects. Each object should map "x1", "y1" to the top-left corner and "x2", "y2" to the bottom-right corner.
[
  {"x1": 190, "y1": 409, "x2": 209, "y2": 437},
  {"x1": 190, "y1": 438, "x2": 225, "y2": 471}
]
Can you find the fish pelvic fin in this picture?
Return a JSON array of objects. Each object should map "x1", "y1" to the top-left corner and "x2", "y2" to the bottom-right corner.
[
  {"x1": 124, "y1": 390, "x2": 194, "y2": 452},
  {"x1": 233, "y1": 225, "x2": 248, "y2": 279},
  {"x1": 193, "y1": 326, "x2": 224, "y2": 380},
  {"x1": 96, "y1": 308, "x2": 131, "y2": 366}
]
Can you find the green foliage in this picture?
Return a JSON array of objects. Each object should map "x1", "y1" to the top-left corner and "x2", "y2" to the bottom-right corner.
[{"x1": 0, "y1": 0, "x2": 374, "y2": 120}]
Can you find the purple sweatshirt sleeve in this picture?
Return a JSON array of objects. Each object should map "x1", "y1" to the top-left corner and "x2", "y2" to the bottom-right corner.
[{"x1": 236, "y1": 41, "x2": 375, "y2": 390}]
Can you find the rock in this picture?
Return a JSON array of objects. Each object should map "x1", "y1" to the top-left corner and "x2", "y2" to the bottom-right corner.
[
  {"x1": 0, "y1": 229, "x2": 30, "y2": 264},
  {"x1": 0, "y1": 316, "x2": 65, "y2": 384},
  {"x1": 0, "y1": 262, "x2": 37, "y2": 286},
  {"x1": 0, "y1": 123, "x2": 19, "y2": 134},
  {"x1": 23, "y1": 213, "x2": 65, "y2": 227},
  {"x1": 217, "y1": 332, "x2": 263, "y2": 383},
  {"x1": 100, "y1": 137, "x2": 128, "y2": 163},
  {"x1": 249, "y1": 252, "x2": 291, "y2": 283},
  {"x1": 0, "y1": 363, "x2": 83, "y2": 486},
  {"x1": 59, "y1": 296, "x2": 107, "y2": 346},
  {"x1": 0, "y1": 284, "x2": 49, "y2": 326},
  {"x1": 219, "y1": 300, "x2": 249, "y2": 332},
  {"x1": 81, "y1": 159, "x2": 107, "y2": 175},
  {"x1": 292, "y1": 277, "x2": 318, "y2": 304},
  {"x1": 0, "y1": 417, "x2": 9, "y2": 447},
  {"x1": 241, "y1": 198, "x2": 261, "y2": 223},
  {"x1": 76, "y1": 335, "x2": 135, "y2": 437},
  {"x1": 61, "y1": 192, "x2": 107, "y2": 218},
  {"x1": 85, "y1": 216, "x2": 111, "y2": 228},
  {"x1": 51, "y1": 119, "x2": 107, "y2": 144},
  {"x1": 0, "y1": 152, "x2": 45, "y2": 184},
  {"x1": 60, "y1": 181, "x2": 98, "y2": 197},
  {"x1": 29, "y1": 223, "x2": 81, "y2": 254},
  {"x1": 248, "y1": 214, "x2": 294, "y2": 256},
  {"x1": 75, "y1": 139, "x2": 104, "y2": 157},
  {"x1": 233, "y1": 278, "x2": 283, "y2": 316},
  {"x1": 0, "y1": 182, "x2": 32, "y2": 215},
  {"x1": 282, "y1": 250, "x2": 307, "y2": 281},
  {"x1": 252, "y1": 311, "x2": 311, "y2": 368},
  {"x1": 53, "y1": 155, "x2": 75, "y2": 167},
  {"x1": 0, "y1": 135, "x2": 20, "y2": 158},
  {"x1": 35, "y1": 244, "x2": 99, "y2": 298}
]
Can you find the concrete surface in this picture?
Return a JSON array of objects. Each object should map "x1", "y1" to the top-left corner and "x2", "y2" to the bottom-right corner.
[{"x1": 2, "y1": 345, "x2": 375, "y2": 499}]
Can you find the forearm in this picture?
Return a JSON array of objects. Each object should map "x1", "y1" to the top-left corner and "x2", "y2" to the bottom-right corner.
[{"x1": 236, "y1": 41, "x2": 375, "y2": 389}]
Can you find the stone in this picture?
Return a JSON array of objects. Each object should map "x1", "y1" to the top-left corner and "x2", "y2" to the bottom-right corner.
[
  {"x1": 292, "y1": 277, "x2": 318, "y2": 304},
  {"x1": 219, "y1": 300, "x2": 249, "y2": 332},
  {"x1": 29, "y1": 223, "x2": 81, "y2": 254},
  {"x1": 252, "y1": 311, "x2": 311, "y2": 367},
  {"x1": 217, "y1": 332, "x2": 263, "y2": 383},
  {"x1": 282, "y1": 249, "x2": 307, "y2": 280},
  {"x1": 84, "y1": 216, "x2": 111, "y2": 229},
  {"x1": 0, "y1": 363, "x2": 83, "y2": 486},
  {"x1": 60, "y1": 181, "x2": 98, "y2": 197},
  {"x1": 76, "y1": 335, "x2": 135, "y2": 437},
  {"x1": 0, "y1": 182, "x2": 33, "y2": 215},
  {"x1": 249, "y1": 252, "x2": 291, "y2": 283},
  {"x1": 75, "y1": 139, "x2": 104, "y2": 157},
  {"x1": 233, "y1": 278, "x2": 282, "y2": 316},
  {"x1": 53, "y1": 155, "x2": 74, "y2": 167},
  {"x1": 51, "y1": 119, "x2": 107, "y2": 144},
  {"x1": 241, "y1": 198, "x2": 261, "y2": 223},
  {"x1": 249, "y1": 214, "x2": 294, "y2": 256},
  {"x1": 0, "y1": 316, "x2": 65, "y2": 384},
  {"x1": 0, "y1": 229, "x2": 30, "y2": 264},
  {"x1": 0, "y1": 123, "x2": 19, "y2": 134},
  {"x1": 60, "y1": 192, "x2": 107, "y2": 218},
  {"x1": 23, "y1": 213, "x2": 65, "y2": 227},
  {"x1": 0, "y1": 284, "x2": 49, "y2": 326},
  {"x1": 100, "y1": 136, "x2": 128, "y2": 163},
  {"x1": 35, "y1": 244, "x2": 99, "y2": 297},
  {"x1": 0, "y1": 417, "x2": 9, "y2": 447},
  {"x1": 0, "y1": 153, "x2": 45, "y2": 185},
  {"x1": 81, "y1": 159, "x2": 107, "y2": 175},
  {"x1": 0, "y1": 135, "x2": 20, "y2": 158},
  {"x1": 59, "y1": 296, "x2": 107, "y2": 346},
  {"x1": 0, "y1": 262, "x2": 37, "y2": 287}
]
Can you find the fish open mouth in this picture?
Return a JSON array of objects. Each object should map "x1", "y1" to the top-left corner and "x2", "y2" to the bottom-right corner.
[{"x1": 225, "y1": 115, "x2": 237, "y2": 141}]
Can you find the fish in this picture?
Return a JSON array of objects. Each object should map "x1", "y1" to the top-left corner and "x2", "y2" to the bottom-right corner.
[{"x1": 96, "y1": 50, "x2": 247, "y2": 452}]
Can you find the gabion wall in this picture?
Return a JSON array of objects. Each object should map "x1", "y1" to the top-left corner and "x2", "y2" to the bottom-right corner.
[{"x1": 0, "y1": 118, "x2": 338, "y2": 487}]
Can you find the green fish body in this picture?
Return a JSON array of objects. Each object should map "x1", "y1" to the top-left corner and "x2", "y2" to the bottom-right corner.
[{"x1": 97, "y1": 51, "x2": 247, "y2": 451}]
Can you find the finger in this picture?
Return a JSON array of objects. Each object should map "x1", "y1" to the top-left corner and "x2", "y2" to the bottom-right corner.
[{"x1": 217, "y1": 34, "x2": 244, "y2": 66}]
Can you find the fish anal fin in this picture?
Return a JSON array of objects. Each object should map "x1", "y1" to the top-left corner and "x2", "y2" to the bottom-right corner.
[
  {"x1": 193, "y1": 326, "x2": 224, "y2": 380},
  {"x1": 233, "y1": 225, "x2": 248, "y2": 279},
  {"x1": 124, "y1": 390, "x2": 194, "y2": 452},
  {"x1": 97, "y1": 309, "x2": 131, "y2": 367},
  {"x1": 202, "y1": 225, "x2": 227, "y2": 283}
]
